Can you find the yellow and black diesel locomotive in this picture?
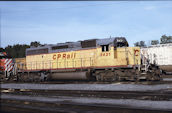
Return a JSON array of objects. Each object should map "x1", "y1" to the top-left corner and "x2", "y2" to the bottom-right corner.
[{"x1": 15, "y1": 37, "x2": 161, "y2": 82}]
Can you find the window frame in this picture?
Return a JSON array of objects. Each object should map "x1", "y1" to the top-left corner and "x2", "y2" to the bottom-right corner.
[{"x1": 101, "y1": 45, "x2": 109, "y2": 52}]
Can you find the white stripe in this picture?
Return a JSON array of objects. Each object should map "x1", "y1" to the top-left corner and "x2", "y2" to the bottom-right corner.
[
  {"x1": 5, "y1": 59, "x2": 8, "y2": 63},
  {"x1": 5, "y1": 65, "x2": 8, "y2": 71},
  {"x1": 6, "y1": 59, "x2": 12, "y2": 65},
  {"x1": 5, "y1": 60, "x2": 13, "y2": 71},
  {"x1": 6, "y1": 63, "x2": 14, "y2": 72},
  {"x1": 7, "y1": 65, "x2": 13, "y2": 72},
  {"x1": 6, "y1": 62, "x2": 13, "y2": 70},
  {"x1": 5, "y1": 59, "x2": 12, "y2": 67},
  {"x1": 5, "y1": 59, "x2": 10, "y2": 66}
]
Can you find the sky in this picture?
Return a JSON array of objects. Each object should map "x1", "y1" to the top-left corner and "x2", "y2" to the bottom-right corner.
[{"x1": 0, "y1": 1, "x2": 172, "y2": 48}]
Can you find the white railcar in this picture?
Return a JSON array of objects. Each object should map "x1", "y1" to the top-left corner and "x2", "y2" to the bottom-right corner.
[{"x1": 141, "y1": 44, "x2": 172, "y2": 73}]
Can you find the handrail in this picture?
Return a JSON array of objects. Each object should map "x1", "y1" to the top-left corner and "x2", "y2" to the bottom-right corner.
[{"x1": 26, "y1": 57, "x2": 94, "y2": 70}]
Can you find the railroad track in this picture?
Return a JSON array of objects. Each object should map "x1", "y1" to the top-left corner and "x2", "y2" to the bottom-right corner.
[
  {"x1": 2, "y1": 76, "x2": 172, "y2": 85},
  {"x1": 1, "y1": 88, "x2": 172, "y2": 101},
  {"x1": 1, "y1": 83, "x2": 172, "y2": 113},
  {"x1": 2, "y1": 98, "x2": 172, "y2": 113}
]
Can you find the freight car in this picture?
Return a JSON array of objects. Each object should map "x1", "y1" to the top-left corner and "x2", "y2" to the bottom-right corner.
[
  {"x1": 15, "y1": 37, "x2": 161, "y2": 82},
  {"x1": 141, "y1": 43, "x2": 172, "y2": 74}
]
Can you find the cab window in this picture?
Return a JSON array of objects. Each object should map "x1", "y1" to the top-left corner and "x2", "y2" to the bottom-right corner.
[{"x1": 101, "y1": 45, "x2": 109, "y2": 52}]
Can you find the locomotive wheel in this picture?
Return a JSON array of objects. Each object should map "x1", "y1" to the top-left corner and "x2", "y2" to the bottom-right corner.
[
  {"x1": 95, "y1": 70, "x2": 120, "y2": 82},
  {"x1": 146, "y1": 67, "x2": 162, "y2": 81},
  {"x1": 95, "y1": 74, "x2": 101, "y2": 82}
]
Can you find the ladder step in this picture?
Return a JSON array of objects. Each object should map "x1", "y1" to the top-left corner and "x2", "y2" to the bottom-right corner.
[
  {"x1": 139, "y1": 76, "x2": 146, "y2": 79},
  {"x1": 5, "y1": 78, "x2": 9, "y2": 80}
]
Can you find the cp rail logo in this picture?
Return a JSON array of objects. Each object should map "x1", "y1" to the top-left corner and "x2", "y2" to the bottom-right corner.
[
  {"x1": 134, "y1": 49, "x2": 139, "y2": 56},
  {"x1": 53, "y1": 53, "x2": 76, "y2": 60}
]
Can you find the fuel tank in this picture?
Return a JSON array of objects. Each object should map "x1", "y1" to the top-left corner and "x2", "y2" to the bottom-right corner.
[{"x1": 49, "y1": 71, "x2": 90, "y2": 80}]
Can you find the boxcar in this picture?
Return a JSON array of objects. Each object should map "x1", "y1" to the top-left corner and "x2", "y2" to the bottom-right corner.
[{"x1": 141, "y1": 43, "x2": 172, "y2": 74}]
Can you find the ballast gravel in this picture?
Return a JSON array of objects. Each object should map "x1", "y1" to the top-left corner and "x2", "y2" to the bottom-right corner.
[
  {"x1": 1, "y1": 94, "x2": 172, "y2": 111},
  {"x1": 1, "y1": 83, "x2": 172, "y2": 91}
]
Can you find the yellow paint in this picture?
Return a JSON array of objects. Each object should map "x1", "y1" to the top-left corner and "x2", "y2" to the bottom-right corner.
[
  {"x1": 26, "y1": 47, "x2": 140, "y2": 70},
  {"x1": 15, "y1": 58, "x2": 26, "y2": 70}
]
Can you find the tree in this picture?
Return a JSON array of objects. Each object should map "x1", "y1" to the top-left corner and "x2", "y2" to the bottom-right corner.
[
  {"x1": 30, "y1": 41, "x2": 42, "y2": 47},
  {"x1": 160, "y1": 35, "x2": 172, "y2": 44},
  {"x1": 4, "y1": 41, "x2": 43, "y2": 58},
  {"x1": 5, "y1": 44, "x2": 30, "y2": 58},
  {"x1": 151, "y1": 40, "x2": 159, "y2": 45},
  {"x1": 134, "y1": 41, "x2": 146, "y2": 47},
  {"x1": 134, "y1": 42, "x2": 139, "y2": 47},
  {"x1": 0, "y1": 47, "x2": 4, "y2": 52},
  {"x1": 140, "y1": 41, "x2": 146, "y2": 47}
]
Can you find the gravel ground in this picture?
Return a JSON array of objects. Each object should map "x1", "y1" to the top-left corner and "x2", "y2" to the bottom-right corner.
[
  {"x1": 163, "y1": 78, "x2": 172, "y2": 81},
  {"x1": 1, "y1": 83, "x2": 172, "y2": 91},
  {"x1": 1, "y1": 94, "x2": 172, "y2": 111}
]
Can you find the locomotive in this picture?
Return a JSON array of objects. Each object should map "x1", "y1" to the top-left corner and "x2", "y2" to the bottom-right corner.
[
  {"x1": 0, "y1": 51, "x2": 16, "y2": 80},
  {"x1": 12, "y1": 37, "x2": 161, "y2": 82}
]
